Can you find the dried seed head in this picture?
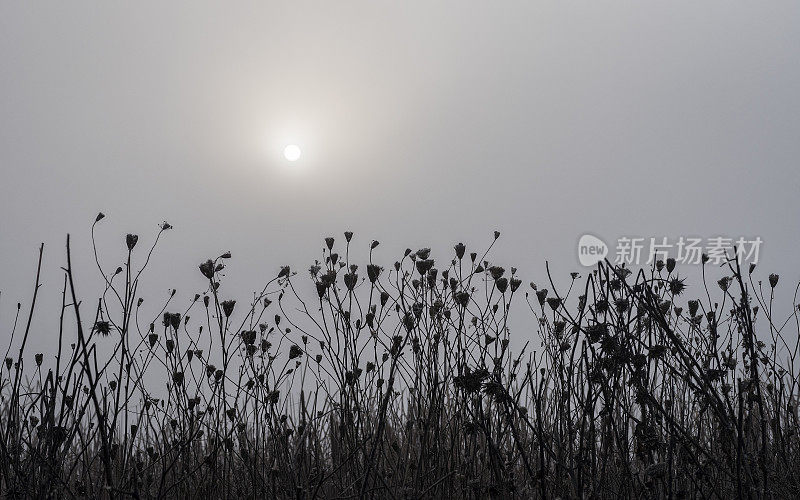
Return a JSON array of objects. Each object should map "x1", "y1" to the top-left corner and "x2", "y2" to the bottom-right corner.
[
  {"x1": 94, "y1": 321, "x2": 111, "y2": 337},
  {"x1": 769, "y1": 274, "x2": 779, "y2": 288},
  {"x1": 367, "y1": 264, "x2": 382, "y2": 283},
  {"x1": 547, "y1": 297, "x2": 562, "y2": 311},
  {"x1": 344, "y1": 272, "x2": 358, "y2": 291},
  {"x1": 126, "y1": 234, "x2": 138, "y2": 251},
  {"x1": 454, "y1": 242, "x2": 466, "y2": 259},
  {"x1": 162, "y1": 312, "x2": 181, "y2": 331},
  {"x1": 668, "y1": 277, "x2": 687, "y2": 296},
  {"x1": 536, "y1": 289, "x2": 548, "y2": 306},
  {"x1": 199, "y1": 260, "x2": 215, "y2": 280},
  {"x1": 489, "y1": 266, "x2": 505, "y2": 281},
  {"x1": 415, "y1": 259, "x2": 434, "y2": 275}
]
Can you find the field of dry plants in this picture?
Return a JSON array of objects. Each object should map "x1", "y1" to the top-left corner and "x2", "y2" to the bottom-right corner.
[{"x1": 2, "y1": 214, "x2": 799, "y2": 499}]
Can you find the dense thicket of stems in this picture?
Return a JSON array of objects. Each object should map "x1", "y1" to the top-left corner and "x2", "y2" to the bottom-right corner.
[{"x1": 1, "y1": 217, "x2": 799, "y2": 498}]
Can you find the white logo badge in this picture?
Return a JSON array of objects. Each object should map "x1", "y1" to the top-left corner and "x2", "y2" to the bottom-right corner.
[{"x1": 578, "y1": 234, "x2": 608, "y2": 267}]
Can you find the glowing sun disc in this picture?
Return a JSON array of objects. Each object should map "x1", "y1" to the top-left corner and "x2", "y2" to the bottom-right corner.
[{"x1": 283, "y1": 144, "x2": 301, "y2": 161}]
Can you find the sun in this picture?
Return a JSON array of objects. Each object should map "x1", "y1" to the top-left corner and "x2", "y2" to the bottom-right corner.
[{"x1": 283, "y1": 144, "x2": 301, "y2": 162}]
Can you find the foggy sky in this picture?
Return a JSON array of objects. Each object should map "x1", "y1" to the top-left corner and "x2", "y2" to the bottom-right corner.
[{"x1": 1, "y1": 2, "x2": 799, "y2": 352}]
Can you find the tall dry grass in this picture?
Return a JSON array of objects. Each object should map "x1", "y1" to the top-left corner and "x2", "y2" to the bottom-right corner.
[{"x1": 1, "y1": 215, "x2": 799, "y2": 498}]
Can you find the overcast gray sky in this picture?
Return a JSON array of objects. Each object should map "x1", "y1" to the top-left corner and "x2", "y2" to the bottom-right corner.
[{"x1": 2, "y1": 2, "x2": 799, "y2": 350}]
